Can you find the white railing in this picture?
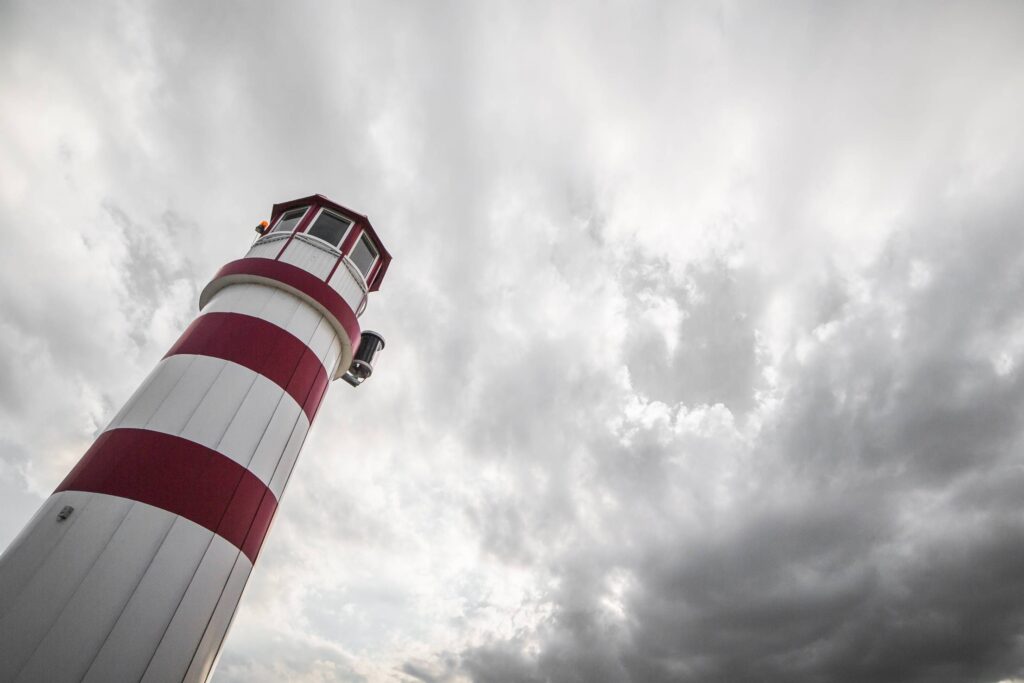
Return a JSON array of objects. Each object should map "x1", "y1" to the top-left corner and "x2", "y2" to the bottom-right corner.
[
  {"x1": 244, "y1": 232, "x2": 369, "y2": 317},
  {"x1": 331, "y1": 255, "x2": 370, "y2": 316},
  {"x1": 278, "y1": 233, "x2": 339, "y2": 280},
  {"x1": 245, "y1": 233, "x2": 290, "y2": 259}
]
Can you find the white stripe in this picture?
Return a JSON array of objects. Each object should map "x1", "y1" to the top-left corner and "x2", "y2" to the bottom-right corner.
[
  {"x1": 0, "y1": 490, "x2": 99, "y2": 619},
  {"x1": 82, "y1": 516, "x2": 218, "y2": 683},
  {"x1": 180, "y1": 359, "x2": 259, "y2": 448},
  {"x1": 109, "y1": 353, "x2": 195, "y2": 431},
  {"x1": 105, "y1": 355, "x2": 311, "y2": 496},
  {"x1": 141, "y1": 534, "x2": 249, "y2": 683},
  {"x1": 198, "y1": 281, "x2": 273, "y2": 315},
  {"x1": 312, "y1": 320, "x2": 344, "y2": 379},
  {"x1": 0, "y1": 493, "x2": 135, "y2": 677},
  {"x1": 144, "y1": 355, "x2": 227, "y2": 437},
  {"x1": 183, "y1": 552, "x2": 253, "y2": 682},
  {"x1": 269, "y1": 414, "x2": 313, "y2": 499},
  {"x1": 14, "y1": 502, "x2": 178, "y2": 683}
]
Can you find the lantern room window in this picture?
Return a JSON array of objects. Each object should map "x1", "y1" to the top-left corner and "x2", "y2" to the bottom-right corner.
[
  {"x1": 349, "y1": 234, "x2": 379, "y2": 278},
  {"x1": 306, "y1": 210, "x2": 354, "y2": 249},
  {"x1": 271, "y1": 207, "x2": 308, "y2": 234}
]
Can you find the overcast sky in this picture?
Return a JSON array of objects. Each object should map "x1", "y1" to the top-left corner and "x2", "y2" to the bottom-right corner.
[{"x1": 3, "y1": 1, "x2": 1024, "y2": 681}]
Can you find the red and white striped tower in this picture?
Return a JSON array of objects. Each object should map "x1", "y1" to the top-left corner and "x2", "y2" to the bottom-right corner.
[{"x1": 0, "y1": 195, "x2": 391, "y2": 682}]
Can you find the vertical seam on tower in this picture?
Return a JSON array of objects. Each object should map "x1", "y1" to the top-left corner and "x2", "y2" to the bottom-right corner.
[
  {"x1": 0, "y1": 492, "x2": 100, "y2": 623},
  {"x1": 245, "y1": 316, "x2": 333, "y2": 557},
  {"x1": 252, "y1": 282, "x2": 277, "y2": 318},
  {"x1": 77, "y1": 511, "x2": 179, "y2": 682},
  {"x1": 103, "y1": 363, "x2": 161, "y2": 433},
  {"x1": 138, "y1": 296, "x2": 283, "y2": 680},
  {"x1": 228, "y1": 377, "x2": 287, "y2": 479},
  {"x1": 137, "y1": 530, "x2": 219, "y2": 682},
  {"x1": 140, "y1": 288, "x2": 332, "y2": 680},
  {"x1": 176, "y1": 305, "x2": 326, "y2": 678},
  {"x1": 179, "y1": 551, "x2": 249, "y2": 681},
  {"x1": 175, "y1": 309, "x2": 327, "y2": 671},
  {"x1": 178, "y1": 359, "x2": 232, "y2": 437},
  {"x1": 141, "y1": 355, "x2": 198, "y2": 431},
  {"x1": 208, "y1": 371, "x2": 260, "y2": 454},
  {"x1": 196, "y1": 556, "x2": 256, "y2": 680},
  {"x1": 228, "y1": 294, "x2": 318, "y2": 477},
  {"x1": 10, "y1": 499, "x2": 136, "y2": 682},
  {"x1": 266, "y1": 316, "x2": 332, "y2": 497},
  {"x1": 141, "y1": 297, "x2": 310, "y2": 678},
  {"x1": 261, "y1": 314, "x2": 328, "y2": 493},
  {"x1": 266, "y1": 333, "x2": 326, "y2": 502}
]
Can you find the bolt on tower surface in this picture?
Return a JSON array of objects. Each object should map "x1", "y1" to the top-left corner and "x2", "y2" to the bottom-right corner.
[{"x1": 0, "y1": 194, "x2": 390, "y2": 682}]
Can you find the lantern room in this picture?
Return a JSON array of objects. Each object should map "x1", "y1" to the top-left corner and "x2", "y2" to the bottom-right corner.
[
  {"x1": 260, "y1": 195, "x2": 389, "y2": 286},
  {"x1": 200, "y1": 193, "x2": 391, "y2": 384},
  {"x1": 242, "y1": 194, "x2": 392, "y2": 317},
  {"x1": 264, "y1": 195, "x2": 390, "y2": 290}
]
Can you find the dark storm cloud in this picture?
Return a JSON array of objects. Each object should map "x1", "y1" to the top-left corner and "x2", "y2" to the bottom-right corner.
[{"x1": 456, "y1": 175, "x2": 1024, "y2": 683}]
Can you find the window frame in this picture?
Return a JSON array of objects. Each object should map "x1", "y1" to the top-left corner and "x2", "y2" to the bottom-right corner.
[
  {"x1": 348, "y1": 232, "x2": 379, "y2": 279},
  {"x1": 301, "y1": 207, "x2": 355, "y2": 250},
  {"x1": 270, "y1": 206, "x2": 310, "y2": 235}
]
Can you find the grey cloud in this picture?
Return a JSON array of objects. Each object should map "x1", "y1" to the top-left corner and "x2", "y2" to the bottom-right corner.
[
  {"x1": 621, "y1": 254, "x2": 763, "y2": 412},
  {"x1": 455, "y1": 180, "x2": 1024, "y2": 682}
]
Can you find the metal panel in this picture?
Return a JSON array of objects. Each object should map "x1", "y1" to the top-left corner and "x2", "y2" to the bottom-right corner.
[
  {"x1": 145, "y1": 355, "x2": 226, "y2": 436},
  {"x1": 0, "y1": 493, "x2": 134, "y2": 677},
  {"x1": 202, "y1": 282, "x2": 275, "y2": 317},
  {"x1": 103, "y1": 362, "x2": 161, "y2": 431},
  {"x1": 14, "y1": 502, "x2": 177, "y2": 683},
  {"x1": 182, "y1": 553, "x2": 253, "y2": 682},
  {"x1": 279, "y1": 238, "x2": 337, "y2": 279},
  {"x1": 260, "y1": 287, "x2": 302, "y2": 331},
  {"x1": 215, "y1": 374, "x2": 290, "y2": 479},
  {"x1": 283, "y1": 295, "x2": 322, "y2": 346},
  {"x1": 140, "y1": 536, "x2": 244, "y2": 683},
  {"x1": 244, "y1": 235, "x2": 289, "y2": 260},
  {"x1": 181, "y1": 360, "x2": 257, "y2": 451},
  {"x1": 81, "y1": 517, "x2": 215, "y2": 683},
  {"x1": 323, "y1": 336, "x2": 343, "y2": 381},
  {"x1": 306, "y1": 318, "x2": 340, "y2": 369},
  {"x1": 246, "y1": 395, "x2": 306, "y2": 484},
  {"x1": 269, "y1": 417, "x2": 311, "y2": 498},
  {"x1": 329, "y1": 263, "x2": 367, "y2": 317},
  {"x1": 108, "y1": 355, "x2": 195, "y2": 432},
  {"x1": 0, "y1": 490, "x2": 96, "y2": 612}
]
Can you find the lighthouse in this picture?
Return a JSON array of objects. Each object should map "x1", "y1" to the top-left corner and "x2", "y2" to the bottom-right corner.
[{"x1": 0, "y1": 195, "x2": 390, "y2": 682}]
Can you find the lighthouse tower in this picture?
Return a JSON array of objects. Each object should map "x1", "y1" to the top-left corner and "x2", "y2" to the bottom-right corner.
[{"x1": 0, "y1": 195, "x2": 390, "y2": 682}]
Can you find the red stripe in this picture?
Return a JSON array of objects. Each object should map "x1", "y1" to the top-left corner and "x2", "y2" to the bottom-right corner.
[
  {"x1": 165, "y1": 312, "x2": 327, "y2": 422},
  {"x1": 204, "y1": 258, "x2": 360, "y2": 351},
  {"x1": 55, "y1": 429, "x2": 277, "y2": 564},
  {"x1": 366, "y1": 258, "x2": 383, "y2": 287}
]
